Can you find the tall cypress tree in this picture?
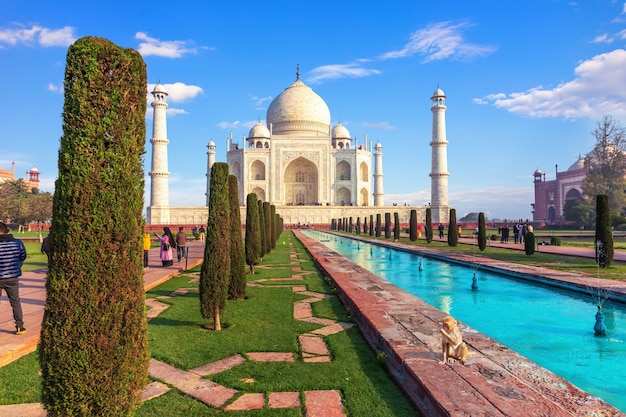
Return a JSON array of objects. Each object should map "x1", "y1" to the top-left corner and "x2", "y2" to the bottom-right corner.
[
  {"x1": 200, "y1": 163, "x2": 231, "y2": 330},
  {"x1": 363, "y1": 216, "x2": 367, "y2": 234},
  {"x1": 40, "y1": 37, "x2": 148, "y2": 417},
  {"x1": 448, "y1": 208, "x2": 458, "y2": 247},
  {"x1": 478, "y1": 212, "x2": 487, "y2": 251},
  {"x1": 270, "y1": 204, "x2": 277, "y2": 249},
  {"x1": 384, "y1": 212, "x2": 391, "y2": 238},
  {"x1": 425, "y1": 208, "x2": 433, "y2": 243},
  {"x1": 263, "y1": 201, "x2": 271, "y2": 254},
  {"x1": 375, "y1": 214, "x2": 382, "y2": 237},
  {"x1": 257, "y1": 200, "x2": 266, "y2": 256},
  {"x1": 393, "y1": 212, "x2": 400, "y2": 241},
  {"x1": 596, "y1": 194, "x2": 614, "y2": 267},
  {"x1": 228, "y1": 175, "x2": 246, "y2": 299},
  {"x1": 409, "y1": 210, "x2": 417, "y2": 241},
  {"x1": 245, "y1": 193, "x2": 262, "y2": 274},
  {"x1": 369, "y1": 214, "x2": 374, "y2": 236}
]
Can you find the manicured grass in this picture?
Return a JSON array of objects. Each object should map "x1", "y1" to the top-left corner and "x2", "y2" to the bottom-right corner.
[{"x1": 0, "y1": 232, "x2": 419, "y2": 416}]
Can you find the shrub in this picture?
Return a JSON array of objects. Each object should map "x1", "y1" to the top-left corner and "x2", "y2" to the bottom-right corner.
[
  {"x1": 447, "y1": 209, "x2": 458, "y2": 247},
  {"x1": 550, "y1": 236, "x2": 561, "y2": 246},
  {"x1": 409, "y1": 210, "x2": 417, "y2": 241},
  {"x1": 425, "y1": 208, "x2": 433, "y2": 243},
  {"x1": 524, "y1": 232, "x2": 535, "y2": 255},
  {"x1": 245, "y1": 193, "x2": 261, "y2": 274},
  {"x1": 478, "y1": 212, "x2": 487, "y2": 251}
]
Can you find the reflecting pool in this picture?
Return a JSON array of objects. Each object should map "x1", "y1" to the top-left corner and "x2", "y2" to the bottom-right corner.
[{"x1": 305, "y1": 231, "x2": 626, "y2": 412}]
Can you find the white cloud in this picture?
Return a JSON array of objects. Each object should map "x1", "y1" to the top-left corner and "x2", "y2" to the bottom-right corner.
[
  {"x1": 361, "y1": 122, "x2": 395, "y2": 130},
  {"x1": 251, "y1": 95, "x2": 272, "y2": 110},
  {"x1": 38, "y1": 26, "x2": 76, "y2": 47},
  {"x1": 0, "y1": 24, "x2": 76, "y2": 48},
  {"x1": 135, "y1": 32, "x2": 206, "y2": 58},
  {"x1": 217, "y1": 121, "x2": 242, "y2": 129},
  {"x1": 591, "y1": 33, "x2": 611, "y2": 44},
  {"x1": 378, "y1": 21, "x2": 496, "y2": 62},
  {"x1": 47, "y1": 83, "x2": 63, "y2": 93},
  {"x1": 476, "y1": 49, "x2": 626, "y2": 119},
  {"x1": 306, "y1": 63, "x2": 381, "y2": 84},
  {"x1": 147, "y1": 82, "x2": 203, "y2": 103}
]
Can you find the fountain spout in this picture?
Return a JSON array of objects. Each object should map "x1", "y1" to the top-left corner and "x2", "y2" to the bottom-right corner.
[{"x1": 594, "y1": 305, "x2": 607, "y2": 336}]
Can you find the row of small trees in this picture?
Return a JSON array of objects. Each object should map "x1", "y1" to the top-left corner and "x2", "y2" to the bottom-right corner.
[
  {"x1": 331, "y1": 208, "x2": 436, "y2": 243},
  {"x1": 244, "y1": 193, "x2": 283, "y2": 274}
]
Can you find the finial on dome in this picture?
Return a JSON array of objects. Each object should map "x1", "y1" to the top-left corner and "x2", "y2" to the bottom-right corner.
[{"x1": 296, "y1": 64, "x2": 300, "y2": 80}]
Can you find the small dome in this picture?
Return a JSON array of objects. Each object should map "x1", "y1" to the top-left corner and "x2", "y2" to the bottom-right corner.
[
  {"x1": 207, "y1": 140, "x2": 216, "y2": 148},
  {"x1": 431, "y1": 86, "x2": 446, "y2": 99},
  {"x1": 374, "y1": 141, "x2": 383, "y2": 150},
  {"x1": 152, "y1": 83, "x2": 167, "y2": 96},
  {"x1": 29, "y1": 166, "x2": 39, "y2": 173},
  {"x1": 533, "y1": 168, "x2": 542, "y2": 176},
  {"x1": 332, "y1": 122, "x2": 351, "y2": 139},
  {"x1": 568, "y1": 155, "x2": 585, "y2": 171},
  {"x1": 248, "y1": 121, "x2": 270, "y2": 139}
]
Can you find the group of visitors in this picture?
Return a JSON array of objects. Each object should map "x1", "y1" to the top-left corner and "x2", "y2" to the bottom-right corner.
[
  {"x1": 497, "y1": 222, "x2": 533, "y2": 244},
  {"x1": 144, "y1": 226, "x2": 198, "y2": 268}
]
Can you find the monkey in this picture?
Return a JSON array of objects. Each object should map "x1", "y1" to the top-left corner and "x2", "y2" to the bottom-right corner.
[{"x1": 439, "y1": 316, "x2": 469, "y2": 365}]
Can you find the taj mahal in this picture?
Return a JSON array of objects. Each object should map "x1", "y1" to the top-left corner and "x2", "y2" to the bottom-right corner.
[{"x1": 146, "y1": 69, "x2": 451, "y2": 226}]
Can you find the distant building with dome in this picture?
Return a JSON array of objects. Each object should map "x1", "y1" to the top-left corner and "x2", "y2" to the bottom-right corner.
[
  {"x1": 146, "y1": 70, "x2": 451, "y2": 226},
  {"x1": 531, "y1": 155, "x2": 586, "y2": 223},
  {"x1": 0, "y1": 162, "x2": 40, "y2": 192}
]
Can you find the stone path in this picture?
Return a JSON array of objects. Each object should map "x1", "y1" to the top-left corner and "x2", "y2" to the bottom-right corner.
[
  {"x1": 143, "y1": 239, "x2": 352, "y2": 414},
  {"x1": 0, "y1": 237, "x2": 351, "y2": 416}
]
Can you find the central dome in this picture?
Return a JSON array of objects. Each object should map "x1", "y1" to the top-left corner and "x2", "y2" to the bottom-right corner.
[{"x1": 266, "y1": 74, "x2": 331, "y2": 136}]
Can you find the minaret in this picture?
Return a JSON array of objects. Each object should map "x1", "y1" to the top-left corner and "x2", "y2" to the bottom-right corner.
[
  {"x1": 430, "y1": 86, "x2": 450, "y2": 221},
  {"x1": 147, "y1": 83, "x2": 170, "y2": 224},
  {"x1": 206, "y1": 140, "x2": 216, "y2": 206},
  {"x1": 373, "y1": 141, "x2": 384, "y2": 206}
]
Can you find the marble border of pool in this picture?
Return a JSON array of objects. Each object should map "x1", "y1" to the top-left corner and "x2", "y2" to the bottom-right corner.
[{"x1": 295, "y1": 230, "x2": 626, "y2": 417}]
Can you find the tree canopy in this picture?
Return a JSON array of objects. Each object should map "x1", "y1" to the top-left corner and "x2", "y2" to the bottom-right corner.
[{"x1": 582, "y1": 115, "x2": 626, "y2": 215}]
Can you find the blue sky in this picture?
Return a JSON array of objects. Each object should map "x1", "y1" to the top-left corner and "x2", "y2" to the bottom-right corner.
[{"x1": 1, "y1": 1, "x2": 625, "y2": 221}]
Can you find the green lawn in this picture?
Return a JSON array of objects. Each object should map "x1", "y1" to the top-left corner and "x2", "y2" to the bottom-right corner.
[{"x1": 0, "y1": 232, "x2": 419, "y2": 416}]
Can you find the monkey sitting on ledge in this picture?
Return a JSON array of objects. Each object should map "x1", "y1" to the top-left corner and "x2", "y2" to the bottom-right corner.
[{"x1": 439, "y1": 316, "x2": 469, "y2": 365}]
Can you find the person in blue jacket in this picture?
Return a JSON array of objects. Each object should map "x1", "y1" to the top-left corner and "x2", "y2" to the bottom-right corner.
[{"x1": 0, "y1": 222, "x2": 27, "y2": 334}]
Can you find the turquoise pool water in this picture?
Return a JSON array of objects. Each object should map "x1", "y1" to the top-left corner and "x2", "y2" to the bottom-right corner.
[{"x1": 305, "y1": 231, "x2": 626, "y2": 412}]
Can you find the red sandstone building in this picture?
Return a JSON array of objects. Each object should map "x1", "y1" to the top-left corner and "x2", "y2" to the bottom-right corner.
[
  {"x1": 0, "y1": 162, "x2": 40, "y2": 192},
  {"x1": 532, "y1": 155, "x2": 585, "y2": 224}
]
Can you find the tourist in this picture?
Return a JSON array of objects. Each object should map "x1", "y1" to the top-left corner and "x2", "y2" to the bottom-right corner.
[
  {"x1": 0, "y1": 222, "x2": 27, "y2": 335},
  {"x1": 199, "y1": 225, "x2": 205, "y2": 242},
  {"x1": 154, "y1": 227, "x2": 176, "y2": 267},
  {"x1": 175, "y1": 227, "x2": 187, "y2": 262},
  {"x1": 41, "y1": 235, "x2": 51, "y2": 265},
  {"x1": 143, "y1": 231, "x2": 151, "y2": 269},
  {"x1": 438, "y1": 223, "x2": 445, "y2": 239}
]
